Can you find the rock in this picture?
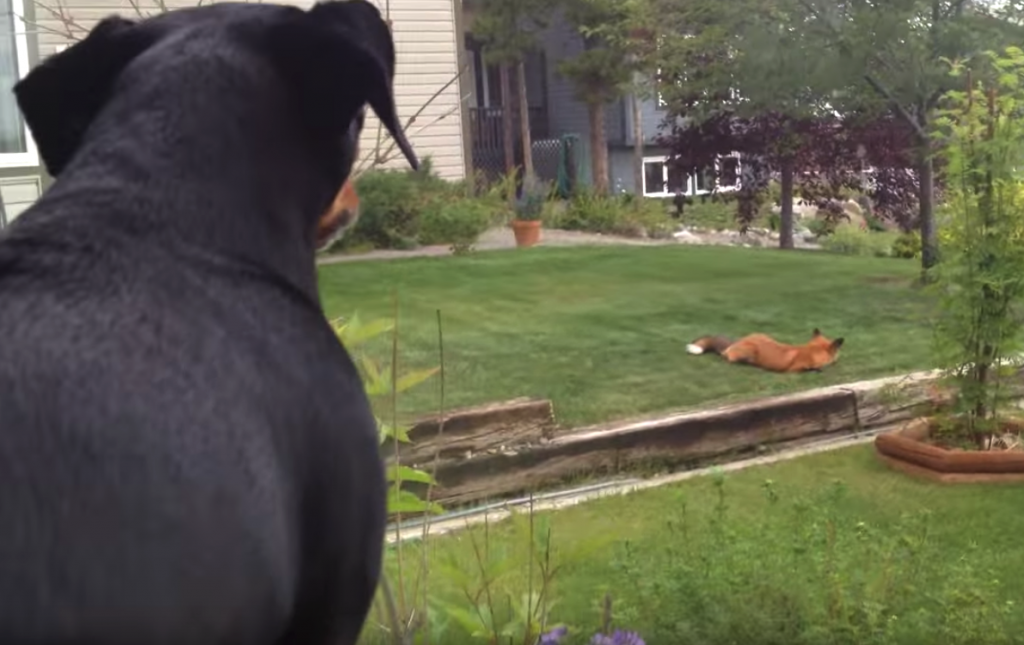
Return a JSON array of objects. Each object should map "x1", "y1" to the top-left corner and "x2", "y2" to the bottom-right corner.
[
  {"x1": 648, "y1": 226, "x2": 675, "y2": 240},
  {"x1": 844, "y1": 199, "x2": 864, "y2": 218}
]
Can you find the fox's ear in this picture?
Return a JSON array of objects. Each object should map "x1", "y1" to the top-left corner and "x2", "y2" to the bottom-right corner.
[
  {"x1": 831, "y1": 338, "x2": 845, "y2": 350},
  {"x1": 812, "y1": 328, "x2": 822, "y2": 337}
]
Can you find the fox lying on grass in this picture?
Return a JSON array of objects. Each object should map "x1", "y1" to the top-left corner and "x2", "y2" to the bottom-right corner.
[{"x1": 686, "y1": 329, "x2": 844, "y2": 373}]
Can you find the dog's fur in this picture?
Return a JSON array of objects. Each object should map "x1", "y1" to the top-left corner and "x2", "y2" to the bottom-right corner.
[
  {"x1": 687, "y1": 329, "x2": 845, "y2": 373},
  {"x1": 0, "y1": 2, "x2": 415, "y2": 644}
]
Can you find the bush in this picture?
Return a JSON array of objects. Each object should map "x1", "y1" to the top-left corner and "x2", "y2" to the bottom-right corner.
[
  {"x1": 804, "y1": 217, "x2": 835, "y2": 238},
  {"x1": 819, "y1": 224, "x2": 900, "y2": 258},
  {"x1": 418, "y1": 197, "x2": 492, "y2": 255},
  {"x1": 559, "y1": 192, "x2": 675, "y2": 238},
  {"x1": 682, "y1": 200, "x2": 737, "y2": 230},
  {"x1": 891, "y1": 231, "x2": 922, "y2": 259},
  {"x1": 345, "y1": 157, "x2": 454, "y2": 250}
]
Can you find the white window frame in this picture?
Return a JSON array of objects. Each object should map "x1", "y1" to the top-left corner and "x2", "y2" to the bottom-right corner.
[
  {"x1": 641, "y1": 154, "x2": 742, "y2": 198},
  {"x1": 0, "y1": 0, "x2": 38, "y2": 168},
  {"x1": 656, "y1": 68, "x2": 666, "y2": 108},
  {"x1": 715, "y1": 153, "x2": 741, "y2": 192}
]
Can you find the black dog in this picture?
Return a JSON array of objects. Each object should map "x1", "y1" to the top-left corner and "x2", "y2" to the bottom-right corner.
[{"x1": 0, "y1": 2, "x2": 417, "y2": 643}]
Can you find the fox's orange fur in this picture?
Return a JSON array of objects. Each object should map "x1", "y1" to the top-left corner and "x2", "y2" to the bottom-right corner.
[{"x1": 686, "y1": 329, "x2": 844, "y2": 373}]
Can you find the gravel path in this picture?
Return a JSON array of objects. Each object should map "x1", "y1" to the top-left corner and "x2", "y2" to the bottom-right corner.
[{"x1": 317, "y1": 225, "x2": 820, "y2": 265}]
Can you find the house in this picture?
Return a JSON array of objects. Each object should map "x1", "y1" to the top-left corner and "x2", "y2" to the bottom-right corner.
[
  {"x1": 0, "y1": 0, "x2": 470, "y2": 225},
  {"x1": 460, "y1": 3, "x2": 741, "y2": 198}
]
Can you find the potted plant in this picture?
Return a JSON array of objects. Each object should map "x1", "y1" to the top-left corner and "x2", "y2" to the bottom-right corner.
[
  {"x1": 874, "y1": 48, "x2": 1024, "y2": 482},
  {"x1": 511, "y1": 177, "x2": 546, "y2": 248}
]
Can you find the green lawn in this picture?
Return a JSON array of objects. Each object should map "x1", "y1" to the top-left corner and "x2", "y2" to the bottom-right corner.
[
  {"x1": 368, "y1": 446, "x2": 1024, "y2": 645},
  {"x1": 319, "y1": 245, "x2": 934, "y2": 427}
]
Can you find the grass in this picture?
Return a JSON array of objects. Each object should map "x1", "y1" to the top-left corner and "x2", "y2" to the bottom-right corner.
[
  {"x1": 370, "y1": 445, "x2": 1024, "y2": 645},
  {"x1": 319, "y1": 245, "x2": 934, "y2": 427},
  {"x1": 319, "y1": 245, "x2": 933, "y2": 426}
]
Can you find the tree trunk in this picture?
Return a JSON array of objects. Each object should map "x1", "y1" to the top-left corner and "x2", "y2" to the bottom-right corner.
[
  {"x1": 499, "y1": 63, "x2": 515, "y2": 180},
  {"x1": 516, "y1": 58, "x2": 534, "y2": 185},
  {"x1": 588, "y1": 101, "x2": 609, "y2": 195},
  {"x1": 918, "y1": 146, "x2": 938, "y2": 274},
  {"x1": 779, "y1": 158, "x2": 795, "y2": 250},
  {"x1": 632, "y1": 90, "x2": 644, "y2": 197}
]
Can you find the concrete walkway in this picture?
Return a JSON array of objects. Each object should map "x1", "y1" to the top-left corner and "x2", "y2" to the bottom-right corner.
[{"x1": 317, "y1": 227, "x2": 672, "y2": 265}]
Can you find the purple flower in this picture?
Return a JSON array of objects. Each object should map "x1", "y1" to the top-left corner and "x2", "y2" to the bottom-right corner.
[
  {"x1": 590, "y1": 630, "x2": 646, "y2": 645},
  {"x1": 539, "y1": 625, "x2": 569, "y2": 645}
]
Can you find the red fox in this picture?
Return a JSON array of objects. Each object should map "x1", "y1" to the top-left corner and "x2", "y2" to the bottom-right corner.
[{"x1": 686, "y1": 329, "x2": 845, "y2": 373}]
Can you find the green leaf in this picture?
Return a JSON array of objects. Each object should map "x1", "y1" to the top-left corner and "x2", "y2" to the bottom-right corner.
[
  {"x1": 386, "y1": 464, "x2": 436, "y2": 485},
  {"x1": 395, "y1": 367, "x2": 440, "y2": 393},
  {"x1": 387, "y1": 488, "x2": 434, "y2": 514},
  {"x1": 432, "y1": 599, "x2": 488, "y2": 638},
  {"x1": 377, "y1": 421, "x2": 412, "y2": 444},
  {"x1": 336, "y1": 316, "x2": 394, "y2": 348},
  {"x1": 358, "y1": 355, "x2": 382, "y2": 386},
  {"x1": 386, "y1": 487, "x2": 444, "y2": 516}
]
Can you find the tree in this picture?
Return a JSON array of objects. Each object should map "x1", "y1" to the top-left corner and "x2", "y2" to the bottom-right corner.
[
  {"x1": 661, "y1": 111, "x2": 919, "y2": 234},
  {"x1": 558, "y1": 0, "x2": 635, "y2": 195},
  {"x1": 585, "y1": 0, "x2": 661, "y2": 198},
  {"x1": 797, "y1": 0, "x2": 1024, "y2": 273},
  {"x1": 473, "y1": 0, "x2": 553, "y2": 183},
  {"x1": 930, "y1": 47, "x2": 1024, "y2": 444},
  {"x1": 650, "y1": 0, "x2": 857, "y2": 247}
]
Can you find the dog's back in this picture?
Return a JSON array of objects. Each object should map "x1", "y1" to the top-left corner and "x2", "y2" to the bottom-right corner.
[
  {"x1": 0, "y1": 245, "x2": 380, "y2": 643},
  {"x1": 0, "y1": 2, "x2": 413, "y2": 643}
]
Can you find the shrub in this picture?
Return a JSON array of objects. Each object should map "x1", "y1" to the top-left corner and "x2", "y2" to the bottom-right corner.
[
  {"x1": 682, "y1": 200, "x2": 736, "y2": 230},
  {"x1": 560, "y1": 192, "x2": 675, "y2": 238},
  {"x1": 804, "y1": 217, "x2": 834, "y2": 238},
  {"x1": 418, "y1": 197, "x2": 493, "y2": 255},
  {"x1": 820, "y1": 224, "x2": 899, "y2": 258},
  {"x1": 346, "y1": 157, "x2": 453, "y2": 250},
  {"x1": 891, "y1": 231, "x2": 922, "y2": 259}
]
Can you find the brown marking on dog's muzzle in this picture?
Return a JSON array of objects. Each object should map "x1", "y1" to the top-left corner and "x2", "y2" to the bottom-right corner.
[{"x1": 316, "y1": 177, "x2": 359, "y2": 249}]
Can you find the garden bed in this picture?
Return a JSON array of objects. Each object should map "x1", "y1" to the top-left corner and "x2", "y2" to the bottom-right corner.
[
  {"x1": 398, "y1": 367, "x2": 1024, "y2": 507},
  {"x1": 875, "y1": 416, "x2": 1024, "y2": 483}
]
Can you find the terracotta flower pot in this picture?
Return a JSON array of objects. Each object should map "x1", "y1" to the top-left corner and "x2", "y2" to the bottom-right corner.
[
  {"x1": 874, "y1": 416, "x2": 1024, "y2": 483},
  {"x1": 512, "y1": 219, "x2": 542, "y2": 248}
]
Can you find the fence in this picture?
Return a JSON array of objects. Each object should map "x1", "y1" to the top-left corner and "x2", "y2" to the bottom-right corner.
[{"x1": 470, "y1": 132, "x2": 590, "y2": 198}]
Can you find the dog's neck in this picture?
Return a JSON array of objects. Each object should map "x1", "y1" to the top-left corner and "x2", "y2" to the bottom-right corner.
[{"x1": 28, "y1": 49, "x2": 334, "y2": 305}]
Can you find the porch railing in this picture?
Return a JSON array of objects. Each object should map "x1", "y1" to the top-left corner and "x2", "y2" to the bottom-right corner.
[{"x1": 468, "y1": 106, "x2": 548, "y2": 152}]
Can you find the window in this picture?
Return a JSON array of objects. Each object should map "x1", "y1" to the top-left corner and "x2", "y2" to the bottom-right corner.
[
  {"x1": 694, "y1": 167, "x2": 712, "y2": 194},
  {"x1": 666, "y1": 163, "x2": 687, "y2": 194},
  {"x1": 641, "y1": 154, "x2": 742, "y2": 197},
  {"x1": 643, "y1": 157, "x2": 693, "y2": 197},
  {"x1": 718, "y1": 155, "x2": 740, "y2": 191},
  {"x1": 0, "y1": 0, "x2": 36, "y2": 167},
  {"x1": 643, "y1": 159, "x2": 666, "y2": 195}
]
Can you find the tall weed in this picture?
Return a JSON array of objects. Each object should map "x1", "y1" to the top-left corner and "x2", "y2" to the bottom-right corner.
[{"x1": 609, "y1": 475, "x2": 1017, "y2": 645}]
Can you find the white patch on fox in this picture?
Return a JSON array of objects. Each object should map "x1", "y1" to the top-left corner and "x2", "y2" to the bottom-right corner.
[{"x1": 686, "y1": 344, "x2": 704, "y2": 355}]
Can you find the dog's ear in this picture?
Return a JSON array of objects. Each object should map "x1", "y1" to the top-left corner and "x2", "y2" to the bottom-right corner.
[
  {"x1": 831, "y1": 338, "x2": 845, "y2": 350},
  {"x1": 267, "y1": 0, "x2": 418, "y2": 170},
  {"x1": 14, "y1": 16, "x2": 156, "y2": 177},
  {"x1": 812, "y1": 328, "x2": 822, "y2": 337}
]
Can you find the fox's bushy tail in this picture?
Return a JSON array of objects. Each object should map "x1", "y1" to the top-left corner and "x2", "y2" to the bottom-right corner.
[{"x1": 686, "y1": 335, "x2": 734, "y2": 356}]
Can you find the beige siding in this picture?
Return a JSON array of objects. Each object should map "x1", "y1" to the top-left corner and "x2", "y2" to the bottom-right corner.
[{"x1": 32, "y1": 0, "x2": 466, "y2": 180}]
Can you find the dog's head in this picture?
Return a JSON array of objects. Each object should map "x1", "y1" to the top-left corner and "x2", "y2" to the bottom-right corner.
[{"x1": 13, "y1": 0, "x2": 418, "y2": 250}]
